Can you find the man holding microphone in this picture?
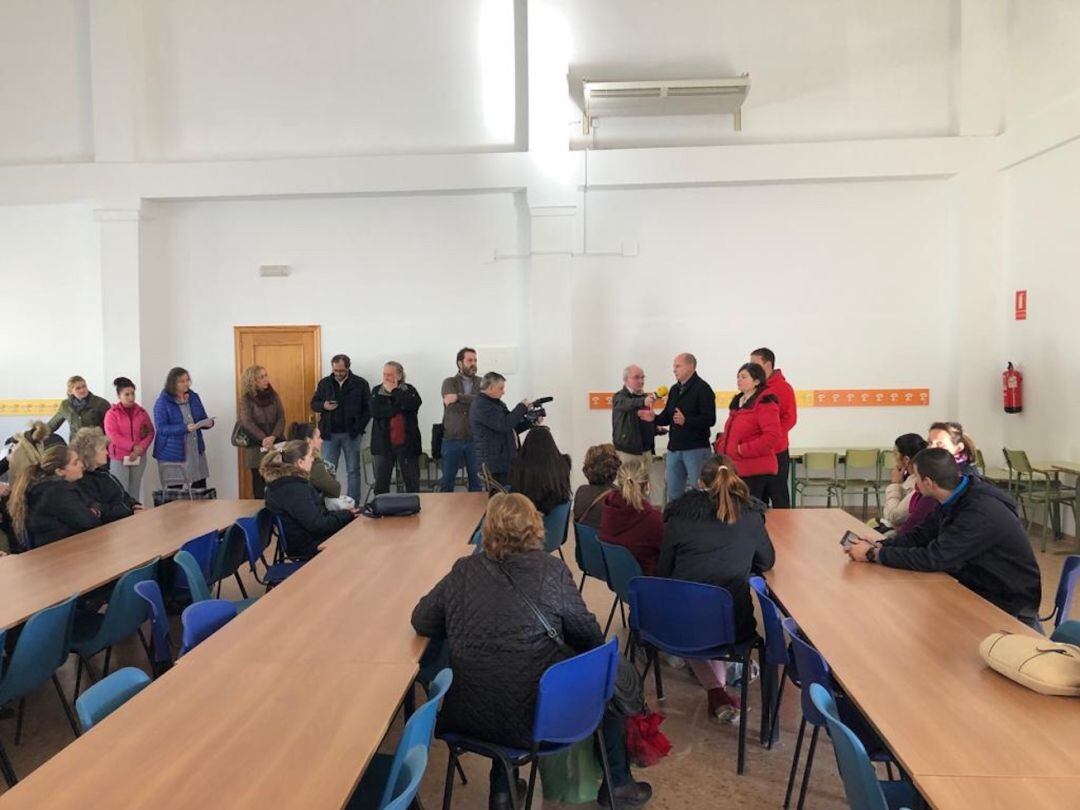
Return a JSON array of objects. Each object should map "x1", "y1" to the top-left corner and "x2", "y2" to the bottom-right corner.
[
  {"x1": 654, "y1": 353, "x2": 716, "y2": 499},
  {"x1": 612, "y1": 365, "x2": 657, "y2": 465}
]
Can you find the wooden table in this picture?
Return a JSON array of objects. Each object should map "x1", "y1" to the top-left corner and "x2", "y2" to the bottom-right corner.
[
  {"x1": 765, "y1": 510, "x2": 1080, "y2": 809},
  {"x1": 1047, "y1": 460, "x2": 1080, "y2": 477},
  {"x1": 914, "y1": 776, "x2": 1080, "y2": 810},
  {"x1": 0, "y1": 493, "x2": 488, "y2": 809},
  {"x1": 0, "y1": 500, "x2": 262, "y2": 631}
]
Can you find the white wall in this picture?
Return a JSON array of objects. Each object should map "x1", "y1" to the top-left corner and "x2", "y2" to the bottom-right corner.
[
  {"x1": 557, "y1": 0, "x2": 958, "y2": 149},
  {"x1": 0, "y1": 0, "x2": 93, "y2": 165},
  {"x1": 140, "y1": 0, "x2": 519, "y2": 161},
  {"x1": 1006, "y1": 0, "x2": 1080, "y2": 125},
  {"x1": 138, "y1": 192, "x2": 526, "y2": 496}
]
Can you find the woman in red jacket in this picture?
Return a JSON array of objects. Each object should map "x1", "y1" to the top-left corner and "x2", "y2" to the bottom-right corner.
[
  {"x1": 714, "y1": 363, "x2": 781, "y2": 500},
  {"x1": 599, "y1": 456, "x2": 664, "y2": 575}
]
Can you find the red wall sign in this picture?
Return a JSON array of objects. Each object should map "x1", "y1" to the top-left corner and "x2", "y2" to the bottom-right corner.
[{"x1": 1015, "y1": 290, "x2": 1027, "y2": 320}]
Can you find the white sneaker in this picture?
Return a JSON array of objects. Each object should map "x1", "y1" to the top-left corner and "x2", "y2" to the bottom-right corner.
[{"x1": 661, "y1": 653, "x2": 686, "y2": 669}]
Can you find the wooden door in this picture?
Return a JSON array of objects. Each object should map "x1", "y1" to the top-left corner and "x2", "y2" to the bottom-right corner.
[{"x1": 234, "y1": 326, "x2": 322, "y2": 498}]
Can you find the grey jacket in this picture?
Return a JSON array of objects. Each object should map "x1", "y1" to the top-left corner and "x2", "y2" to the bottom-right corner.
[
  {"x1": 612, "y1": 387, "x2": 655, "y2": 455},
  {"x1": 441, "y1": 374, "x2": 480, "y2": 441}
]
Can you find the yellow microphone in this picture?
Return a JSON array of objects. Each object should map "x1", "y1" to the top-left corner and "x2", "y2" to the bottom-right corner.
[{"x1": 655, "y1": 385, "x2": 669, "y2": 398}]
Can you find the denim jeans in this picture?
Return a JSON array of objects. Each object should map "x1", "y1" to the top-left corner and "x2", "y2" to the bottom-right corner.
[
  {"x1": 665, "y1": 447, "x2": 711, "y2": 501},
  {"x1": 323, "y1": 432, "x2": 364, "y2": 503},
  {"x1": 439, "y1": 438, "x2": 482, "y2": 492}
]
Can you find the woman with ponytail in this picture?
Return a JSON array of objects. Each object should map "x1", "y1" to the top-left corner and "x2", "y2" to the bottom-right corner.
[
  {"x1": 599, "y1": 456, "x2": 664, "y2": 575},
  {"x1": 103, "y1": 376, "x2": 155, "y2": 501},
  {"x1": 262, "y1": 439, "x2": 357, "y2": 559},
  {"x1": 927, "y1": 421, "x2": 979, "y2": 476},
  {"x1": 660, "y1": 454, "x2": 775, "y2": 722},
  {"x1": 9, "y1": 444, "x2": 101, "y2": 549}
]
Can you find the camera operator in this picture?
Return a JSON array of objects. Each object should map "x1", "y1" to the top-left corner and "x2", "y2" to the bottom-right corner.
[{"x1": 470, "y1": 372, "x2": 534, "y2": 492}]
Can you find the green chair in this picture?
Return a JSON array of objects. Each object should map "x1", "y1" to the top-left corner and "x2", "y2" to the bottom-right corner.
[
  {"x1": 795, "y1": 452, "x2": 840, "y2": 507},
  {"x1": 975, "y1": 448, "x2": 1011, "y2": 492},
  {"x1": 1003, "y1": 449, "x2": 1077, "y2": 551},
  {"x1": 834, "y1": 449, "x2": 883, "y2": 519}
]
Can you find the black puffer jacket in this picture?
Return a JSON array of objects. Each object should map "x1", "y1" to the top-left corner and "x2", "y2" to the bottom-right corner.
[
  {"x1": 263, "y1": 474, "x2": 353, "y2": 559},
  {"x1": 76, "y1": 468, "x2": 139, "y2": 522},
  {"x1": 25, "y1": 478, "x2": 102, "y2": 548},
  {"x1": 660, "y1": 490, "x2": 775, "y2": 642},
  {"x1": 411, "y1": 550, "x2": 603, "y2": 748}
]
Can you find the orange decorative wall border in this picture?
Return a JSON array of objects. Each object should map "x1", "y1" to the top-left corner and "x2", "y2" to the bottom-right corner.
[
  {"x1": 588, "y1": 389, "x2": 929, "y2": 410},
  {"x1": 0, "y1": 399, "x2": 62, "y2": 417}
]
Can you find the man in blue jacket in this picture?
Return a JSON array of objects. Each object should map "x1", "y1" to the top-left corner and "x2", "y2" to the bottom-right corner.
[
  {"x1": 846, "y1": 448, "x2": 1042, "y2": 625},
  {"x1": 469, "y1": 372, "x2": 531, "y2": 492}
]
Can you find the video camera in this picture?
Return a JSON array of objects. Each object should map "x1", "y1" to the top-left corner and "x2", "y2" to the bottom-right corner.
[{"x1": 523, "y1": 396, "x2": 553, "y2": 427}]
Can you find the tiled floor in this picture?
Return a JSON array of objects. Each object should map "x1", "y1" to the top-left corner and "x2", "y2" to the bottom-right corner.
[{"x1": 0, "y1": 515, "x2": 1075, "y2": 808}]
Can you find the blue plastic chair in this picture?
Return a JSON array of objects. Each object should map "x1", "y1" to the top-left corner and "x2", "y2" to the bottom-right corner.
[
  {"x1": 172, "y1": 530, "x2": 218, "y2": 601},
  {"x1": 180, "y1": 599, "x2": 237, "y2": 655},
  {"x1": 781, "y1": 617, "x2": 896, "y2": 809},
  {"x1": 1039, "y1": 555, "x2": 1079, "y2": 630},
  {"x1": 346, "y1": 668, "x2": 452, "y2": 809},
  {"x1": 1052, "y1": 619, "x2": 1080, "y2": 645},
  {"x1": 574, "y1": 523, "x2": 608, "y2": 594},
  {"x1": 210, "y1": 523, "x2": 250, "y2": 599},
  {"x1": 750, "y1": 576, "x2": 798, "y2": 749},
  {"x1": 75, "y1": 667, "x2": 152, "y2": 732},
  {"x1": 629, "y1": 576, "x2": 763, "y2": 774},
  {"x1": 257, "y1": 506, "x2": 296, "y2": 564},
  {"x1": 0, "y1": 596, "x2": 80, "y2": 787},
  {"x1": 175, "y1": 549, "x2": 256, "y2": 614},
  {"x1": 441, "y1": 638, "x2": 620, "y2": 810},
  {"x1": 383, "y1": 747, "x2": 428, "y2": 810},
  {"x1": 71, "y1": 557, "x2": 159, "y2": 695},
  {"x1": 133, "y1": 580, "x2": 175, "y2": 675},
  {"x1": 238, "y1": 516, "x2": 304, "y2": 590},
  {"x1": 598, "y1": 540, "x2": 642, "y2": 636},
  {"x1": 809, "y1": 685, "x2": 918, "y2": 810},
  {"x1": 542, "y1": 501, "x2": 572, "y2": 561}
]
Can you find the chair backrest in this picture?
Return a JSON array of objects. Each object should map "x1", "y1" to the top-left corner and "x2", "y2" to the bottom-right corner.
[
  {"x1": 211, "y1": 523, "x2": 249, "y2": 589},
  {"x1": 174, "y1": 531, "x2": 217, "y2": 597},
  {"x1": 75, "y1": 667, "x2": 152, "y2": 731},
  {"x1": 91, "y1": 558, "x2": 160, "y2": 650},
  {"x1": 1003, "y1": 448, "x2": 1033, "y2": 476},
  {"x1": 0, "y1": 596, "x2": 78, "y2": 704},
  {"x1": 1050, "y1": 555, "x2": 1080, "y2": 629},
  {"x1": 542, "y1": 501, "x2": 572, "y2": 553},
  {"x1": 749, "y1": 576, "x2": 787, "y2": 667},
  {"x1": 781, "y1": 616, "x2": 832, "y2": 727},
  {"x1": 376, "y1": 668, "x2": 453, "y2": 808},
  {"x1": 877, "y1": 450, "x2": 895, "y2": 482},
  {"x1": 382, "y1": 746, "x2": 429, "y2": 810},
  {"x1": 809, "y1": 684, "x2": 889, "y2": 810},
  {"x1": 802, "y1": 452, "x2": 838, "y2": 479},
  {"x1": 532, "y1": 637, "x2": 619, "y2": 746},
  {"x1": 1051, "y1": 620, "x2": 1080, "y2": 646},
  {"x1": 236, "y1": 516, "x2": 265, "y2": 571},
  {"x1": 598, "y1": 541, "x2": 643, "y2": 601},
  {"x1": 469, "y1": 517, "x2": 484, "y2": 548},
  {"x1": 133, "y1": 580, "x2": 174, "y2": 667},
  {"x1": 574, "y1": 523, "x2": 608, "y2": 582},
  {"x1": 255, "y1": 507, "x2": 287, "y2": 558},
  {"x1": 174, "y1": 550, "x2": 212, "y2": 603},
  {"x1": 845, "y1": 449, "x2": 879, "y2": 475},
  {"x1": 180, "y1": 599, "x2": 237, "y2": 655},
  {"x1": 629, "y1": 577, "x2": 736, "y2": 653},
  {"x1": 975, "y1": 449, "x2": 987, "y2": 473}
]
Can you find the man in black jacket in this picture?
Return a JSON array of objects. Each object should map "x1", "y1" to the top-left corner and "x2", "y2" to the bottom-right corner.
[
  {"x1": 310, "y1": 354, "x2": 371, "y2": 503},
  {"x1": 469, "y1": 372, "x2": 531, "y2": 491},
  {"x1": 370, "y1": 361, "x2": 423, "y2": 495},
  {"x1": 846, "y1": 448, "x2": 1042, "y2": 623},
  {"x1": 611, "y1": 364, "x2": 656, "y2": 463},
  {"x1": 654, "y1": 353, "x2": 716, "y2": 500}
]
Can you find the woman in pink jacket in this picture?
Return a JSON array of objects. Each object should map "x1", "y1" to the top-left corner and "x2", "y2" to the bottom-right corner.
[{"x1": 103, "y1": 376, "x2": 155, "y2": 501}]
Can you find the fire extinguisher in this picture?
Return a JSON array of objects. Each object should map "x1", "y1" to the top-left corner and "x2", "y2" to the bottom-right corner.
[{"x1": 1003, "y1": 362, "x2": 1023, "y2": 414}]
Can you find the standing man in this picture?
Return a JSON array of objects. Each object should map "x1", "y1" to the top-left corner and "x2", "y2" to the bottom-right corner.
[
  {"x1": 750, "y1": 347, "x2": 797, "y2": 508},
  {"x1": 654, "y1": 353, "x2": 716, "y2": 499},
  {"x1": 612, "y1": 364, "x2": 656, "y2": 465},
  {"x1": 440, "y1": 347, "x2": 483, "y2": 492},
  {"x1": 470, "y1": 372, "x2": 531, "y2": 492},
  {"x1": 311, "y1": 354, "x2": 371, "y2": 503},
  {"x1": 370, "y1": 361, "x2": 422, "y2": 495}
]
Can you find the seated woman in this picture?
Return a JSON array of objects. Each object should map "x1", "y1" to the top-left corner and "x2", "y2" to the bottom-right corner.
[
  {"x1": 508, "y1": 426, "x2": 572, "y2": 515},
  {"x1": 286, "y1": 422, "x2": 341, "y2": 499},
  {"x1": 600, "y1": 456, "x2": 663, "y2": 575},
  {"x1": 72, "y1": 428, "x2": 141, "y2": 522},
  {"x1": 261, "y1": 440, "x2": 357, "y2": 559},
  {"x1": 660, "y1": 454, "x2": 775, "y2": 722},
  {"x1": 894, "y1": 421, "x2": 979, "y2": 540},
  {"x1": 9, "y1": 444, "x2": 101, "y2": 549},
  {"x1": 411, "y1": 493, "x2": 652, "y2": 809},
  {"x1": 879, "y1": 433, "x2": 928, "y2": 534},
  {"x1": 573, "y1": 444, "x2": 621, "y2": 530}
]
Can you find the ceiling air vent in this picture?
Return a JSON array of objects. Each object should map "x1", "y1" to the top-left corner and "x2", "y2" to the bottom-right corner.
[{"x1": 582, "y1": 76, "x2": 750, "y2": 134}]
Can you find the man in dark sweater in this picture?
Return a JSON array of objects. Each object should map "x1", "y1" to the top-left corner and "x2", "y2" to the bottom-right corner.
[
  {"x1": 310, "y1": 354, "x2": 371, "y2": 503},
  {"x1": 654, "y1": 353, "x2": 716, "y2": 500},
  {"x1": 846, "y1": 448, "x2": 1042, "y2": 624}
]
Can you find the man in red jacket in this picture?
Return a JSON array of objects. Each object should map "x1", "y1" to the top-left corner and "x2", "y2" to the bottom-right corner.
[{"x1": 750, "y1": 347, "x2": 797, "y2": 508}]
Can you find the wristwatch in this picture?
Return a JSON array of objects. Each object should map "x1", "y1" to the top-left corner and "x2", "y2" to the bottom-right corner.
[{"x1": 865, "y1": 545, "x2": 878, "y2": 564}]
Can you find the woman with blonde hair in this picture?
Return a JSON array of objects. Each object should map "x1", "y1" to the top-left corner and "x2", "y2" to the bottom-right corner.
[
  {"x1": 9, "y1": 444, "x2": 101, "y2": 549},
  {"x1": 660, "y1": 454, "x2": 775, "y2": 723},
  {"x1": 6, "y1": 421, "x2": 60, "y2": 480},
  {"x1": 48, "y1": 375, "x2": 110, "y2": 438},
  {"x1": 599, "y1": 456, "x2": 663, "y2": 575},
  {"x1": 71, "y1": 428, "x2": 141, "y2": 522},
  {"x1": 237, "y1": 365, "x2": 285, "y2": 498},
  {"x1": 412, "y1": 493, "x2": 652, "y2": 808},
  {"x1": 262, "y1": 440, "x2": 356, "y2": 559}
]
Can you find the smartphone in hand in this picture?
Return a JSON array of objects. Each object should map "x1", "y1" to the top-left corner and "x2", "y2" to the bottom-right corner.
[{"x1": 839, "y1": 530, "x2": 861, "y2": 549}]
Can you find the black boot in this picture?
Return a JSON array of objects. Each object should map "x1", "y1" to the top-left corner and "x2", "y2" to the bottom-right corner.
[{"x1": 598, "y1": 779, "x2": 653, "y2": 807}]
